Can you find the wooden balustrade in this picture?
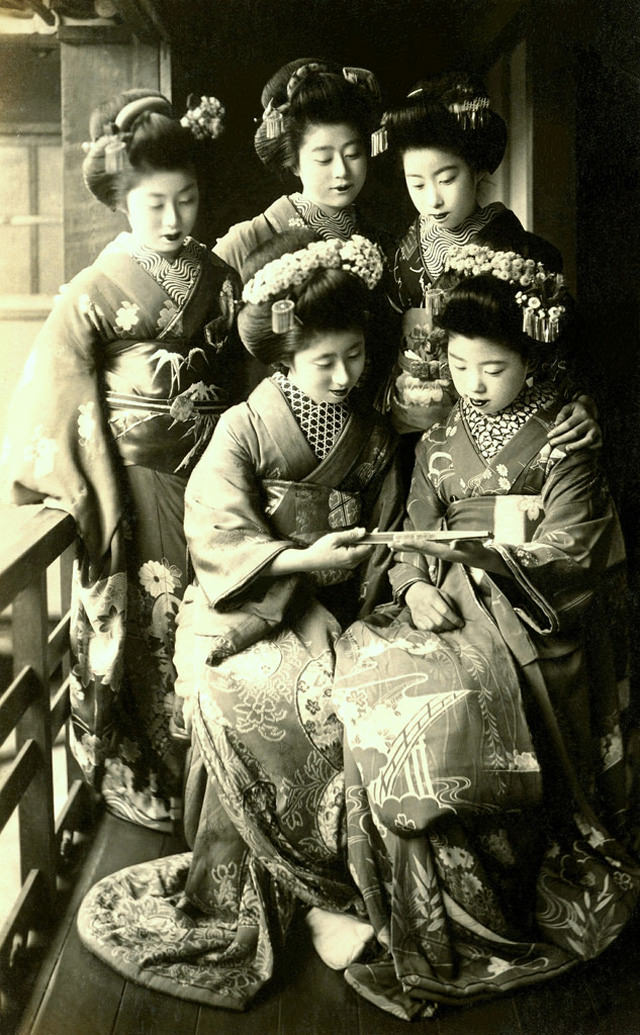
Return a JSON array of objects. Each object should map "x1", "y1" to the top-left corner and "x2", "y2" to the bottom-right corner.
[{"x1": 0, "y1": 504, "x2": 94, "y2": 1005}]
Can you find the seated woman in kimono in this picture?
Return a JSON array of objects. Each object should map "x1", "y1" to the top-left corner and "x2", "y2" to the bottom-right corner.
[
  {"x1": 2, "y1": 89, "x2": 240, "y2": 829},
  {"x1": 331, "y1": 252, "x2": 640, "y2": 1020},
  {"x1": 77, "y1": 230, "x2": 405, "y2": 1009}
]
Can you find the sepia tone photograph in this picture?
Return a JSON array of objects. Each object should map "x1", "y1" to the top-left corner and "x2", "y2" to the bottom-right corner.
[{"x1": 0, "y1": 1, "x2": 639, "y2": 1032}]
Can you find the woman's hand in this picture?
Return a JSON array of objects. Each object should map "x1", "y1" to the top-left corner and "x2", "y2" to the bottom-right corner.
[
  {"x1": 403, "y1": 538, "x2": 509, "y2": 576},
  {"x1": 548, "y1": 396, "x2": 601, "y2": 452},
  {"x1": 405, "y1": 581, "x2": 463, "y2": 631},
  {"x1": 302, "y1": 527, "x2": 374, "y2": 572}
]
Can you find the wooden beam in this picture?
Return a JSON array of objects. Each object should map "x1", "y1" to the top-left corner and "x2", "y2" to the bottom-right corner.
[{"x1": 111, "y1": 0, "x2": 169, "y2": 42}]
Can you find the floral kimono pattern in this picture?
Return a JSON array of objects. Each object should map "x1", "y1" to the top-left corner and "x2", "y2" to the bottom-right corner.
[
  {"x1": 329, "y1": 392, "x2": 639, "y2": 1019},
  {"x1": 76, "y1": 376, "x2": 403, "y2": 1007},
  {"x1": 77, "y1": 376, "x2": 401, "y2": 1006},
  {"x1": 388, "y1": 204, "x2": 563, "y2": 434},
  {"x1": 2, "y1": 232, "x2": 241, "y2": 829}
]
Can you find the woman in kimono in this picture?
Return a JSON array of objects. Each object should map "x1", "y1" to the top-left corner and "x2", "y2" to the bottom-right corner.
[
  {"x1": 215, "y1": 58, "x2": 383, "y2": 273},
  {"x1": 331, "y1": 254, "x2": 640, "y2": 1019},
  {"x1": 2, "y1": 89, "x2": 241, "y2": 830},
  {"x1": 372, "y1": 73, "x2": 598, "y2": 447},
  {"x1": 76, "y1": 231, "x2": 405, "y2": 1008},
  {"x1": 214, "y1": 58, "x2": 398, "y2": 400}
]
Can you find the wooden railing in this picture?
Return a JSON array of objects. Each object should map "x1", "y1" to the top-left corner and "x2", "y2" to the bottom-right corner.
[{"x1": 0, "y1": 504, "x2": 94, "y2": 1006}]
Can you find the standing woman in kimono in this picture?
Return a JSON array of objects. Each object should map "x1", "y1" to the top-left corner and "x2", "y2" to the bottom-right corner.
[
  {"x1": 2, "y1": 89, "x2": 241, "y2": 830},
  {"x1": 332, "y1": 253, "x2": 640, "y2": 1019},
  {"x1": 214, "y1": 58, "x2": 398, "y2": 399},
  {"x1": 215, "y1": 58, "x2": 383, "y2": 273},
  {"x1": 77, "y1": 230, "x2": 404, "y2": 1009},
  {"x1": 373, "y1": 73, "x2": 598, "y2": 447}
]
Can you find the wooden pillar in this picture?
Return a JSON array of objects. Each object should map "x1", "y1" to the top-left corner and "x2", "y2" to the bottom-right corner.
[{"x1": 59, "y1": 36, "x2": 171, "y2": 280}]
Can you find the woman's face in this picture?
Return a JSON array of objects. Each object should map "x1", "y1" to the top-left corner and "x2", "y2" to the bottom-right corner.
[
  {"x1": 403, "y1": 147, "x2": 479, "y2": 230},
  {"x1": 125, "y1": 168, "x2": 199, "y2": 256},
  {"x1": 285, "y1": 326, "x2": 366, "y2": 403},
  {"x1": 447, "y1": 333, "x2": 528, "y2": 415},
  {"x1": 294, "y1": 122, "x2": 367, "y2": 215}
]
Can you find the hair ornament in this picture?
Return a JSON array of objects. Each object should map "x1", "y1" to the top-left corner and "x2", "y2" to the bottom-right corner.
[
  {"x1": 243, "y1": 234, "x2": 384, "y2": 306},
  {"x1": 342, "y1": 66, "x2": 381, "y2": 101},
  {"x1": 180, "y1": 94, "x2": 226, "y2": 141},
  {"x1": 370, "y1": 114, "x2": 389, "y2": 157},
  {"x1": 261, "y1": 97, "x2": 288, "y2": 139},
  {"x1": 286, "y1": 61, "x2": 326, "y2": 100},
  {"x1": 104, "y1": 135, "x2": 128, "y2": 173},
  {"x1": 271, "y1": 298, "x2": 297, "y2": 333},
  {"x1": 115, "y1": 94, "x2": 172, "y2": 131},
  {"x1": 448, "y1": 95, "x2": 491, "y2": 130},
  {"x1": 445, "y1": 243, "x2": 568, "y2": 342}
]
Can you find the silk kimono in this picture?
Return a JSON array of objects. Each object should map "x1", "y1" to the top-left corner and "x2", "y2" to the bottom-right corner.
[
  {"x1": 77, "y1": 376, "x2": 404, "y2": 1008},
  {"x1": 330, "y1": 391, "x2": 639, "y2": 1019},
  {"x1": 388, "y1": 204, "x2": 563, "y2": 435},
  {"x1": 2, "y1": 232, "x2": 241, "y2": 829}
]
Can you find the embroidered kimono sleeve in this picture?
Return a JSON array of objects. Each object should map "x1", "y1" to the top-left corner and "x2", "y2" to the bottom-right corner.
[
  {"x1": 184, "y1": 407, "x2": 294, "y2": 609},
  {"x1": 358, "y1": 447, "x2": 405, "y2": 615},
  {"x1": 388, "y1": 435, "x2": 447, "y2": 601},
  {"x1": 2, "y1": 269, "x2": 122, "y2": 567},
  {"x1": 491, "y1": 450, "x2": 621, "y2": 634}
]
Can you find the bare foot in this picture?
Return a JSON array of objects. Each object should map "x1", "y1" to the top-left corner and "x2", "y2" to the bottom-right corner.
[{"x1": 305, "y1": 906, "x2": 374, "y2": 970}]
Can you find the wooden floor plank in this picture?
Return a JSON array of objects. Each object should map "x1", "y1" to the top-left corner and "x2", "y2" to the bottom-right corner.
[
  {"x1": 579, "y1": 918, "x2": 640, "y2": 1034},
  {"x1": 278, "y1": 918, "x2": 360, "y2": 1035},
  {"x1": 25, "y1": 926, "x2": 126, "y2": 1035},
  {"x1": 512, "y1": 965, "x2": 601, "y2": 1035},
  {"x1": 357, "y1": 991, "x2": 442, "y2": 1035},
  {"x1": 113, "y1": 981, "x2": 200, "y2": 1035},
  {"x1": 437, "y1": 995, "x2": 520, "y2": 1035},
  {"x1": 196, "y1": 997, "x2": 280, "y2": 1035},
  {"x1": 18, "y1": 815, "x2": 170, "y2": 1035}
]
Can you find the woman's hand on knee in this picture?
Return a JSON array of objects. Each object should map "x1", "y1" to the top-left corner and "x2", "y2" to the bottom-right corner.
[{"x1": 405, "y1": 582, "x2": 463, "y2": 631}]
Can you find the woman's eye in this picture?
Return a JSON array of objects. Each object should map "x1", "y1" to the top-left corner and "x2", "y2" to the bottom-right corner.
[
  {"x1": 486, "y1": 369, "x2": 505, "y2": 377},
  {"x1": 345, "y1": 152, "x2": 362, "y2": 160},
  {"x1": 439, "y1": 177, "x2": 455, "y2": 185}
]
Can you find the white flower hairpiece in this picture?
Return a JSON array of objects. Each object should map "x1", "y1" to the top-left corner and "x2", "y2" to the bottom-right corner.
[
  {"x1": 242, "y1": 234, "x2": 384, "y2": 305},
  {"x1": 445, "y1": 244, "x2": 568, "y2": 342},
  {"x1": 180, "y1": 95, "x2": 225, "y2": 141}
]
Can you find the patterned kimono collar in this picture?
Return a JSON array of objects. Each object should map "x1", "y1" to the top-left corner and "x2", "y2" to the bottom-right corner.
[
  {"x1": 272, "y1": 371, "x2": 350, "y2": 460},
  {"x1": 419, "y1": 201, "x2": 505, "y2": 281},
  {"x1": 111, "y1": 232, "x2": 202, "y2": 307},
  {"x1": 462, "y1": 380, "x2": 558, "y2": 461},
  {"x1": 289, "y1": 192, "x2": 357, "y2": 242}
]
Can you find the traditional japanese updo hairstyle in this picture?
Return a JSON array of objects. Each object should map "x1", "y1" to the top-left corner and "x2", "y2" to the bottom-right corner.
[
  {"x1": 82, "y1": 88, "x2": 224, "y2": 210},
  {"x1": 438, "y1": 273, "x2": 573, "y2": 377},
  {"x1": 238, "y1": 230, "x2": 373, "y2": 369},
  {"x1": 254, "y1": 58, "x2": 382, "y2": 176},
  {"x1": 379, "y1": 73, "x2": 507, "y2": 175}
]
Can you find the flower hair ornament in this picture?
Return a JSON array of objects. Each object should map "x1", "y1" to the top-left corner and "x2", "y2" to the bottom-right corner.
[
  {"x1": 445, "y1": 244, "x2": 568, "y2": 342},
  {"x1": 242, "y1": 235, "x2": 385, "y2": 333},
  {"x1": 82, "y1": 92, "x2": 226, "y2": 172},
  {"x1": 260, "y1": 63, "x2": 380, "y2": 141},
  {"x1": 180, "y1": 94, "x2": 226, "y2": 140}
]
